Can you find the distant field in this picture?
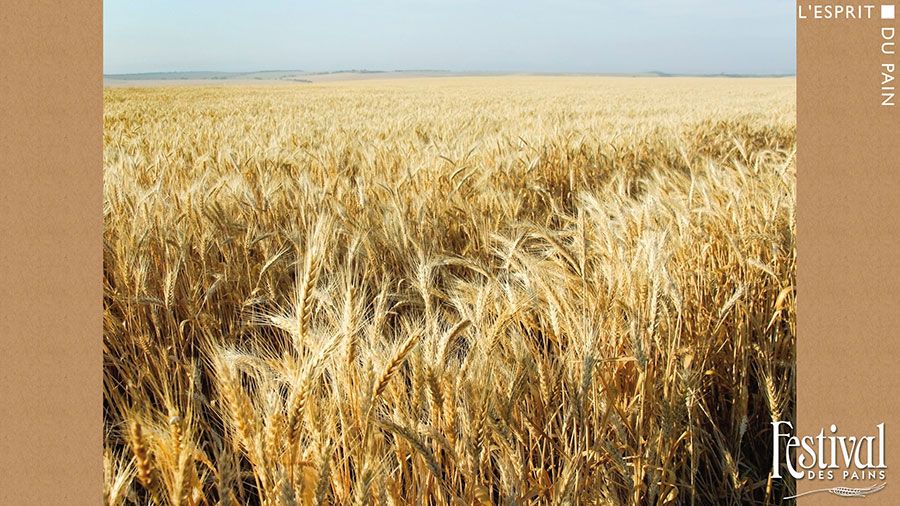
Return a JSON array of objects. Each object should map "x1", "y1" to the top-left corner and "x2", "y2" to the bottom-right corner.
[
  {"x1": 104, "y1": 77, "x2": 796, "y2": 505},
  {"x1": 104, "y1": 70, "x2": 794, "y2": 87},
  {"x1": 104, "y1": 70, "x2": 457, "y2": 87}
]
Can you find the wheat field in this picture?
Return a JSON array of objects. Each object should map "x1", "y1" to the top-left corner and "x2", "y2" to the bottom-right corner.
[{"x1": 103, "y1": 76, "x2": 796, "y2": 505}]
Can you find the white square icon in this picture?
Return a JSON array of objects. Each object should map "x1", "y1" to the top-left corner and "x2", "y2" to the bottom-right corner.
[{"x1": 883, "y1": 4, "x2": 896, "y2": 19}]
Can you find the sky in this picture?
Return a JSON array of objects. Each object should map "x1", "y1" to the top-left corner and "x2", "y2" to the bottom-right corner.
[{"x1": 104, "y1": 0, "x2": 796, "y2": 76}]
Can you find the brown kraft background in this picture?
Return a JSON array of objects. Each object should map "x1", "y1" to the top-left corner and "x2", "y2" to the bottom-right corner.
[
  {"x1": 0, "y1": 0, "x2": 102, "y2": 504},
  {"x1": 797, "y1": 1, "x2": 899, "y2": 504}
]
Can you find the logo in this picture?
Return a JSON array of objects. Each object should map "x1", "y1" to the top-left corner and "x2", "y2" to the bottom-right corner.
[
  {"x1": 797, "y1": 3, "x2": 897, "y2": 107},
  {"x1": 772, "y1": 421, "x2": 887, "y2": 499}
]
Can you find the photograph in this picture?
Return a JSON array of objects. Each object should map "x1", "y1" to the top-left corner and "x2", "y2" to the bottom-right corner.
[{"x1": 100, "y1": 2, "x2": 797, "y2": 504}]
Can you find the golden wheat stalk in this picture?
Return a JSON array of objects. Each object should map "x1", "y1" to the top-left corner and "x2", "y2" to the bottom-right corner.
[{"x1": 103, "y1": 77, "x2": 796, "y2": 504}]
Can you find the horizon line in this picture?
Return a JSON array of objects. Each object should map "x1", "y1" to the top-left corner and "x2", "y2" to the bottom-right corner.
[{"x1": 104, "y1": 68, "x2": 798, "y2": 79}]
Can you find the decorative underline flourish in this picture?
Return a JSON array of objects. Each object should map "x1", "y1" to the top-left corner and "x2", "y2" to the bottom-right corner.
[{"x1": 784, "y1": 482, "x2": 886, "y2": 500}]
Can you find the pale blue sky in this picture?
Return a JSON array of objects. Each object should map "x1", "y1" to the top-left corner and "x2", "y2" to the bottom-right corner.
[{"x1": 104, "y1": 1, "x2": 796, "y2": 75}]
